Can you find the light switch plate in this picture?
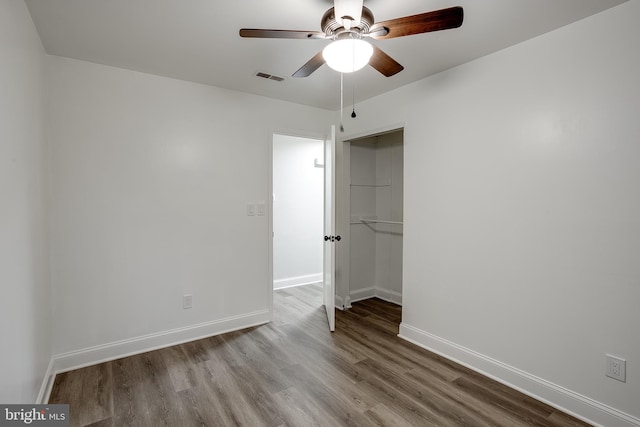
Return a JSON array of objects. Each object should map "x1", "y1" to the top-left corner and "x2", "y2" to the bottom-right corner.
[
  {"x1": 257, "y1": 203, "x2": 266, "y2": 216},
  {"x1": 183, "y1": 294, "x2": 193, "y2": 309},
  {"x1": 246, "y1": 203, "x2": 256, "y2": 216}
]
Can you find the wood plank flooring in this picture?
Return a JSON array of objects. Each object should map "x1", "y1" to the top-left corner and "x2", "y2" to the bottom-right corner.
[{"x1": 49, "y1": 284, "x2": 591, "y2": 426}]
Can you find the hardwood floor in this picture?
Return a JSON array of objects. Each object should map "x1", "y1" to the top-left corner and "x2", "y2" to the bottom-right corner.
[{"x1": 49, "y1": 284, "x2": 591, "y2": 426}]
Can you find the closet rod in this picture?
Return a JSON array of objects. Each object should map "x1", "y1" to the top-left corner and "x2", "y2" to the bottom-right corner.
[{"x1": 360, "y1": 219, "x2": 403, "y2": 225}]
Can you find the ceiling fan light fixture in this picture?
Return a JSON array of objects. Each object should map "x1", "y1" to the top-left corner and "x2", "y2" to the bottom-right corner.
[{"x1": 322, "y1": 39, "x2": 373, "y2": 73}]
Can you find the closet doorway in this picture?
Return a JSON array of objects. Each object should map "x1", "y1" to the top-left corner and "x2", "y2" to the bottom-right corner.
[
  {"x1": 344, "y1": 129, "x2": 404, "y2": 317},
  {"x1": 271, "y1": 134, "x2": 325, "y2": 316}
]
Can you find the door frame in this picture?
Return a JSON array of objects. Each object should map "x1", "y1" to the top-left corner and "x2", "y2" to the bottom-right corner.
[
  {"x1": 267, "y1": 123, "x2": 404, "y2": 323},
  {"x1": 337, "y1": 123, "x2": 405, "y2": 311},
  {"x1": 268, "y1": 128, "x2": 329, "y2": 321}
]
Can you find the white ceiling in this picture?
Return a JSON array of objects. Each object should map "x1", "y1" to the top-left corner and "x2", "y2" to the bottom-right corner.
[{"x1": 25, "y1": 0, "x2": 627, "y2": 110}]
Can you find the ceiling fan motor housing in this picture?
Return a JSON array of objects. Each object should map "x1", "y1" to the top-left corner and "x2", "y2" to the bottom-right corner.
[{"x1": 321, "y1": 6, "x2": 375, "y2": 37}]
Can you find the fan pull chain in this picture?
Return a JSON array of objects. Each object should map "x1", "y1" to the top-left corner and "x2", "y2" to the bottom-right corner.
[
  {"x1": 340, "y1": 72, "x2": 344, "y2": 132},
  {"x1": 351, "y1": 81, "x2": 356, "y2": 118}
]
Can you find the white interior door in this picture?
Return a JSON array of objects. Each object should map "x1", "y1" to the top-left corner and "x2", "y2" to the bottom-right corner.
[{"x1": 323, "y1": 126, "x2": 336, "y2": 331}]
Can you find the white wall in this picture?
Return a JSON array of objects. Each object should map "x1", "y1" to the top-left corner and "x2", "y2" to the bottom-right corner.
[
  {"x1": 46, "y1": 55, "x2": 333, "y2": 369},
  {"x1": 340, "y1": 2, "x2": 640, "y2": 425},
  {"x1": 272, "y1": 134, "x2": 323, "y2": 289},
  {"x1": 349, "y1": 132, "x2": 403, "y2": 304},
  {"x1": 0, "y1": 0, "x2": 52, "y2": 403}
]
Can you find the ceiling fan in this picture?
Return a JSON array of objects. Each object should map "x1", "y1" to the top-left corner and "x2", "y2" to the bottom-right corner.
[{"x1": 239, "y1": 0, "x2": 463, "y2": 78}]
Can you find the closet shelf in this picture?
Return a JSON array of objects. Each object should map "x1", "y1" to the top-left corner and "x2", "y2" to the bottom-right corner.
[{"x1": 359, "y1": 218, "x2": 403, "y2": 225}]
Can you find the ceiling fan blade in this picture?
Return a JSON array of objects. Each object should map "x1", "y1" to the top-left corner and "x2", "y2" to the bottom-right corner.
[
  {"x1": 369, "y1": 45, "x2": 404, "y2": 77},
  {"x1": 239, "y1": 29, "x2": 326, "y2": 39},
  {"x1": 292, "y1": 51, "x2": 326, "y2": 77},
  {"x1": 369, "y1": 6, "x2": 463, "y2": 40}
]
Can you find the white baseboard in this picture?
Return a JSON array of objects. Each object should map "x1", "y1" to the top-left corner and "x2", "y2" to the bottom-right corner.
[
  {"x1": 349, "y1": 287, "x2": 376, "y2": 303},
  {"x1": 399, "y1": 323, "x2": 640, "y2": 427},
  {"x1": 374, "y1": 288, "x2": 402, "y2": 305},
  {"x1": 273, "y1": 273, "x2": 322, "y2": 289},
  {"x1": 349, "y1": 287, "x2": 402, "y2": 306},
  {"x1": 36, "y1": 357, "x2": 55, "y2": 404},
  {"x1": 52, "y1": 309, "x2": 270, "y2": 375}
]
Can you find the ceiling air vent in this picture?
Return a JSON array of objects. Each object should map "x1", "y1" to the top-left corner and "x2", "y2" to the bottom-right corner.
[{"x1": 256, "y1": 72, "x2": 284, "y2": 82}]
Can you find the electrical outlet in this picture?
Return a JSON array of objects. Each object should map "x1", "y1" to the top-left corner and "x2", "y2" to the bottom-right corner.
[
  {"x1": 606, "y1": 354, "x2": 626, "y2": 382},
  {"x1": 183, "y1": 294, "x2": 193, "y2": 309}
]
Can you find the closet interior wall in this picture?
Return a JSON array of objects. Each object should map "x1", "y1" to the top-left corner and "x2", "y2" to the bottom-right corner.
[{"x1": 348, "y1": 130, "x2": 403, "y2": 306}]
